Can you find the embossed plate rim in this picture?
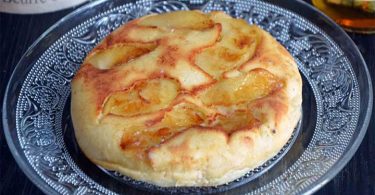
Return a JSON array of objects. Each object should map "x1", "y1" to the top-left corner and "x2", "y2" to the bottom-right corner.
[
  {"x1": 286, "y1": 1, "x2": 373, "y2": 193},
  {"x1": 2, "y1": 0, "x2": 373, "y2": 194},
  {"x1": 2, "y1": 1, "x2": 109, "y2": 194}
]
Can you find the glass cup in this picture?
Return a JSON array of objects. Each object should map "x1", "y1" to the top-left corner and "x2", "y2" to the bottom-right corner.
[{"x1": 312, "y1": 0, "x2": 375, "y2": 33}]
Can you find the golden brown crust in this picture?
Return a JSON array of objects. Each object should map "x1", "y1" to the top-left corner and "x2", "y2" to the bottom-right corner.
[{"x1": 71, "y1": 10, "x2": 302, "y2": 186}]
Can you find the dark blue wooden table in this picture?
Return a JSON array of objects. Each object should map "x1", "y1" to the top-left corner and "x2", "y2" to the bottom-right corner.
[{"x1": 1, "y1": 1, "x2": 374, "y2": 194}]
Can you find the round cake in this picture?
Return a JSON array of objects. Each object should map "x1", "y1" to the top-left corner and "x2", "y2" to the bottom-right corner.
[{"x1": 71, "y1": 10, "x2": 302, "y2": 187}]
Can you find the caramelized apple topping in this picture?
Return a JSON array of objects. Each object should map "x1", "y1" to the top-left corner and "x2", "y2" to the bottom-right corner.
[
  {"x1": 160, "y1": 101, "x2": 208, "y2": 129},
  {"x1": 213, "y1": 109, "x2": 260, "y2": 133},
  {"x1": 138, "y1": 10, "x2": 214, "y2": 30},
  {"x1": 103, "y1": 79, "x2": 179, "y2": 117},
  {"x1": 195, "y1": 13, "x2": 261, "y2": 78},
  {"x1": 85, "y1": 43, "x2": 157, "y2": 69},
  {"x1": 120, "y1": 127, "x2": 174, "y2": 151},
  {"x1": 199, "y1": 69, "x2": 282, "y2": 106}
]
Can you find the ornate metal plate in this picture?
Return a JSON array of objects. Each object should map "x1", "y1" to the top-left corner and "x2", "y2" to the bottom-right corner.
[{"x1": 3, "y1": 0, "x2": 372, "y2": 194}]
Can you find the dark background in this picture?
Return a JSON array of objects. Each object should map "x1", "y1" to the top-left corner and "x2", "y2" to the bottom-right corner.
[{"x1": 0, "y1": 1, "x2": 374, "y2": 194}]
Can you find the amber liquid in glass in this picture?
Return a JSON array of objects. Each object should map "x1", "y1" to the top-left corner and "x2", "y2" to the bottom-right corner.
[{"x1": 312, "y1": 0, "x2": 375, "y2": 33}]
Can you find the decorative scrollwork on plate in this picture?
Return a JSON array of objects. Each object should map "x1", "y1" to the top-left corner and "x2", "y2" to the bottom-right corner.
[{"x1": 14, "y1": 0, "x2": 360, "y2": 194}]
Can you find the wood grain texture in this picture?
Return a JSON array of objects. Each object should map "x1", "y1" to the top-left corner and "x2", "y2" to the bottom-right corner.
[{"x1": 0, "y1": 3, "x2": 374, "y2": 195}]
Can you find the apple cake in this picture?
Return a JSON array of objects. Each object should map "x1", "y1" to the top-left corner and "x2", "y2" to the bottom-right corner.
[{"x1": 71, "y1": 10, "x2": 302, "y2": 187}]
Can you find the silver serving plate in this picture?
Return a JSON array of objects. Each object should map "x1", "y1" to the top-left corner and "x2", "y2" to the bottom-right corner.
[{"x1": 3, "y1": 0, "x2": 372, "y2": 194}]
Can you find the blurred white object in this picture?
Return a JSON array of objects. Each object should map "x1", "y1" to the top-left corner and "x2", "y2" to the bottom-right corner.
[{"x1": 0, "y1": 0, "x2": 89, "y2": 14}]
